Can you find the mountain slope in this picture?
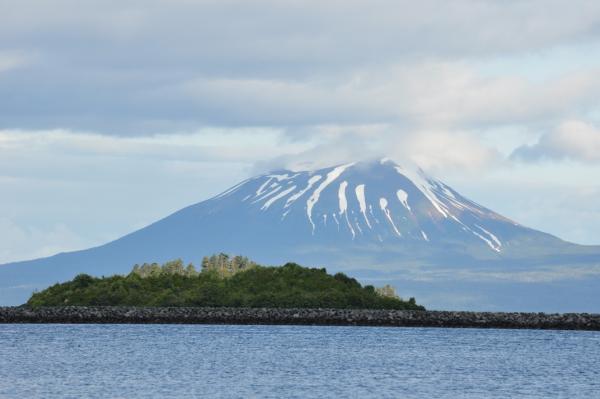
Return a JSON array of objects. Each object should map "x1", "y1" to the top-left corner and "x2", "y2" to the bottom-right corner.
[{"x1": 1, "y1": 159, "x2": 599, "y2": 311}]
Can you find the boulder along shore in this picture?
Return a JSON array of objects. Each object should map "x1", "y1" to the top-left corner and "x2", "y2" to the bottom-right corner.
[{"x1": 1, "y1": 307, "x2": 599, "y2": 330}]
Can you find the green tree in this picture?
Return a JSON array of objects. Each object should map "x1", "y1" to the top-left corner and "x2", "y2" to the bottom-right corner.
[
  {"x1": 162, "y1": 259, "x2": 185, "y2": 275},
  {"x1": 185, "y1": 263, "x2": 198, "y2": 277},
  {"x1": 149, "y1": 263, "x2": 162, "y2": 277},
  {"x1": 375, "y1": 284, "x2": 399, "y2": 299},
  {"x1": 201, "y1": 256, "x2": 210, "y2": 273}
]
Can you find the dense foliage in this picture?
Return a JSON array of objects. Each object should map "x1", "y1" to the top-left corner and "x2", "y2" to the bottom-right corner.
[{"x1": 27, "y1": 260, "x2": 424, "y2": 310}]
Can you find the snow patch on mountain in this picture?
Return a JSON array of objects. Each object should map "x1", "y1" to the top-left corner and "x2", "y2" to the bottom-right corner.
[
  {"x1": 262, "y1": 186, "x2": 296, "y2": 210},
  {"x1": 306, "y1": 163, "x2": 354, "y2": 233},
  {"x1": 379, "y1": 197, "x2": 402, "y2": 237},
  {"x1": 355, "y1": 184, "x2": 372, "y2": 229},
  {"x1": 338, "y1": 181, "x2": 355, "y2": 238},
  {"x1": 396, "y1": 189, "x2": 411, "y2": 211}
]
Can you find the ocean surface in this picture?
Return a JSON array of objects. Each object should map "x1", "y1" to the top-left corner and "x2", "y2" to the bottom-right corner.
[{"x1": 1, "y1": 325, "x2": 599, "y2": 398}]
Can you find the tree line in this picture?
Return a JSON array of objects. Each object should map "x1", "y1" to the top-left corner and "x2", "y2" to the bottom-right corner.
[{"x1": 131, "y1": 253, "x2": 257, "y2": 279}]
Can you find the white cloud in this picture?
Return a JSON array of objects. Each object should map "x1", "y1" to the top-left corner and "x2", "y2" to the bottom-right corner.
[
  {"x1": 391, "y1": 64, "x2": 600, "y2": 129},
  {"x1": 391, "y1": 130, "x2": 502, "y2": 172},
  {"x1": 512, "y1": 120, "x2": 600, "y2": 162},
  {"x1": 254, "y1": 124, "x2": 501, "y2": 176}
]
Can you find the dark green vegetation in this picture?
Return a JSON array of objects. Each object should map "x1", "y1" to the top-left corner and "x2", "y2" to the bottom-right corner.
[{"x1": 27, "y1": 256, "x2": 424, "y2": 310}]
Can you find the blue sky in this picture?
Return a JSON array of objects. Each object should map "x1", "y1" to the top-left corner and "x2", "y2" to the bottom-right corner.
[{"x1": 1, "y1": 0, "x2": 600, "y2": 263}]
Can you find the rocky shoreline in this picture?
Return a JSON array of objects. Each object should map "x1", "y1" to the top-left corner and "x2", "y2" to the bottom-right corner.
[{"x1": 1, "y1": 306, "x2": 599, "y2": 330}]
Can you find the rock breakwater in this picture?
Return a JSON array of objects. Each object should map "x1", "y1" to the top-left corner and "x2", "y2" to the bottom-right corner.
[{"x1": 1, "y1": 307, "x2": 599, "y2": 330}]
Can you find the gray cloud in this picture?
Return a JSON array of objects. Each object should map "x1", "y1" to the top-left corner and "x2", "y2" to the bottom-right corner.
[{"x1": 2, "y1": 1, "x2": 600, "y2": 134}]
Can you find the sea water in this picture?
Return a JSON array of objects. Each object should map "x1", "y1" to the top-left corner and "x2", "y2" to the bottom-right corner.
[{"x1": 1, "y1": 324, "x2": 599, "y2": 398}]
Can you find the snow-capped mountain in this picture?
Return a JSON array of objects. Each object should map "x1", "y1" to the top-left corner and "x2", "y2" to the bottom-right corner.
[
  {"x1": 235, "y1": 158, "x2": 510, "y2": 252},
  {"x1": 1, "y1": 159, "x2": 599, "y2": 311}
]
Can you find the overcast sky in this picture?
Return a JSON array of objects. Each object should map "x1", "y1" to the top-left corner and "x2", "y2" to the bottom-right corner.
[{"x1": 1, "y1": 0, "x2": 600, "y2": 263}]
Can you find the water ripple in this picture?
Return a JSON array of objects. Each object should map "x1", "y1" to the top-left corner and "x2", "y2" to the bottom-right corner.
[{"x1": 1, "y1": 325, "x2": 599, "y2": 398}]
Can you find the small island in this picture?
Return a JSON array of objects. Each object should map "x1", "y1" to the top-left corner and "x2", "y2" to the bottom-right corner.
[
  {"x1": 6, "y1": 254, "x2": 597, "y2": 330},
  {"x1": 27, "y1": 254, "x2": 424, "y2": 310}
]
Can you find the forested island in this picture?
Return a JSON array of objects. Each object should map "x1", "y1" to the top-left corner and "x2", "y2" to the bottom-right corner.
[{"x1": 27, "y1": 254, "x2": 424, "y2": 310}]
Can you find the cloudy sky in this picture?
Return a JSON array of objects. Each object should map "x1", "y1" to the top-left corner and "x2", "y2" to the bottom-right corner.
[{"x1": 1, "y1": 0, "x2": 600, "y2": 263}]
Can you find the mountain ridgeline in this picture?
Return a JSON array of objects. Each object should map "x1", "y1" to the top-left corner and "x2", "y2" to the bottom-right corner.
[
  {"x1": 2, "y1": 159, "x2": 599, "y2": 312},
  {"x1": 27, "y1": 256, "x2": 423, "y2": 310}
]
